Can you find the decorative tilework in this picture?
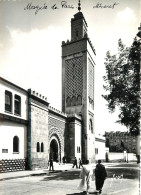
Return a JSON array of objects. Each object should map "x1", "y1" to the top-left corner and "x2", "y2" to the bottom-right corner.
[
  {"x1": 65, "y1": 57, "x2": 83, "y2": 98},
  {"x1": 88, "y1": 58, "x2": 94, "y2": 109}
]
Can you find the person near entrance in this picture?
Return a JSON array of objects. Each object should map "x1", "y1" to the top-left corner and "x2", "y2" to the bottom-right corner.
[
  {"x1": 49, "y1": 157, "x2": 54, "y2": 171},
  {"x1": 72, "y1": 157, "x2": 78, "y2": 168},
  {"x1": 95, "y1": 160, "x2": 107, "y2": 194},
  {"x1": 78, "y1": 158, "x2": 83, "y2": 169}
]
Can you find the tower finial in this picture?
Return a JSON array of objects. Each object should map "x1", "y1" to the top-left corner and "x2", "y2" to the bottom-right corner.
[
  {"x1": 78, "y1": 0, "x2": 81, "y2": 12},
  {"x1": 137, "y1": 23, "x2": 141, "y2": 38}
]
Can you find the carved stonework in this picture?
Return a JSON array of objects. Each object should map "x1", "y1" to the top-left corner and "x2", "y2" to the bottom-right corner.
[
  {"x1": 49, "y1": 128, "x2": 64, "y2": 152},
  {"x1": 48, "y1": 116, "x2": 65, "y2": 152}
]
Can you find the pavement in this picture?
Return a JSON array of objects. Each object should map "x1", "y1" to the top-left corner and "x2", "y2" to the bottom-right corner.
[
  {"x1": 0, "y1": 162, "x2": 139, "y2": 181},
  {"x1": 0, "y1": 163, "x2": 73, "y2": 181}
]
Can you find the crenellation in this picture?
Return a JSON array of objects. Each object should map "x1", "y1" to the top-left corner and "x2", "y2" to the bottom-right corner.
[
  {"x1": 28, "y1": 89, "x2": 48, "y2": 103},
  {"x1": 48, "y1": 105, "x2": 66, "y2": 117}
]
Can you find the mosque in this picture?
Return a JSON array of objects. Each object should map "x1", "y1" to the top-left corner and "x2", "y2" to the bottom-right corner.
[{"x1": 0, "y1": 3, "x2": 106, "y2": 172}]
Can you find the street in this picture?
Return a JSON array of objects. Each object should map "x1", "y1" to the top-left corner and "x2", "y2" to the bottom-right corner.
[{"x1": 0, "y1": 163, "x2": 139, "y2": 195}]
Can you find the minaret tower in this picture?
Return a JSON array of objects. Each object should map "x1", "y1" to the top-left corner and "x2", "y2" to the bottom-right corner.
[{"x1": 62, "y1": 1, "x2": 96, "y2": 162}]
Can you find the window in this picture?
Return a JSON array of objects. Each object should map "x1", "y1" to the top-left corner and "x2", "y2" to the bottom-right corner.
[
  {"x1": 37, "y1": 142, "x2": 40, "y2": 152},
  {"x1": 89, "y1": 119, "x2": 93, "y2": 133},
  {"x1": 71, "y1": 96, "x2": 76, "y2": 106},
  {"x1": 14, "y1": 95, "x2": 21, "y2": 115},
  {"x1": 95, "y1": 148, "x2": 98, "y2": 154},
  {"x1": 66, "y1": 97, "x2": 71, "y2": 107},
  {"x1": 13, "y1": 136, "x2": 19, "y2": 153},
  {"x1": 77, "y1": 146, "x2": 80, "y2": 153},
  {"x1": 5, "y1": 90, "x2": 12, "y2": 112},
  {"x1": 77, "y1": 95, "x2": 82, "y2": 105},
  {"x1": 75, "y1": 30, "x2": 79, "y2": 37},
  {"x1": 41, "y1": 142, "x2": 44, "y2": 152},
  {"x1": 77, "y1": 146, "x2": 79, "y2": 153}
]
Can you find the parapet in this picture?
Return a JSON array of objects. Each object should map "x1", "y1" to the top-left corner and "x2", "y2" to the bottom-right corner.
[
  {"x1": 48, "y1": 105, "x2": 67, "y2": 117},
  {"x1": 62, "y1": 36, "x2": 96, "y2": 55},
  {"x1": 28, "y1": 89, "x2": 48, "y2": 102}
]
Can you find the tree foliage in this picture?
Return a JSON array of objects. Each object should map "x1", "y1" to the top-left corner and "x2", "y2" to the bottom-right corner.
[{"x1": 103, "y1": 36, "x2": 140, "y2": 136}]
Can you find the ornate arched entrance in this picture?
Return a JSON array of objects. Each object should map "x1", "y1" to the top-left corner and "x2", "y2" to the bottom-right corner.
[
  {"x1": 50, "y1": 139, "x2": 58, "y2": 162},
  {"x1": 49, "y1": 128, "x2": 63, "y2": 163}
]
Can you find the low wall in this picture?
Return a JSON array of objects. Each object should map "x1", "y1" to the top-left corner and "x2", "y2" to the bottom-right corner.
[
  {"x1": 0, "y1": 159, "x2": 27, "y2": 173},
  {"x1": 108, "y1": 153, "x2": 137, "y2": 162}
]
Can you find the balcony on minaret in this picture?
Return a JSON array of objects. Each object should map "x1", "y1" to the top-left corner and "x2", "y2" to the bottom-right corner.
[{"x1": 71, "y1": 12, "x2": 88, "y2": 41}]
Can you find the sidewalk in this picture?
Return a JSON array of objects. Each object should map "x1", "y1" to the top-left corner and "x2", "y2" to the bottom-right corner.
[{"x1": 0, "y1": 163, "x2": 73, "y2": 181}]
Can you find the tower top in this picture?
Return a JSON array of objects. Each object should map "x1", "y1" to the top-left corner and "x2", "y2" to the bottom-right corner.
[
  {"x1": 138, "y1": 23, "x2": 141, "y2": 31},
  {"x1": 78, "y1": 0, "x2": 81, "y2": 12},
  {"x1": 137, "y1": 23, "x2": 141, "y2": 38}
]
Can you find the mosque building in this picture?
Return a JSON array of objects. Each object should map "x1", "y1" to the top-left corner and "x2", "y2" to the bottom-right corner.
[{"x1": 0, "y1": 3, "x2": 106, "y2": 172}]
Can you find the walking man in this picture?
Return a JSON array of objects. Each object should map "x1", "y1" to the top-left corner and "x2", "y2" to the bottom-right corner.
[
  {"x1": 72, "y1": 157, "x2": 78, "y2": 168},
  {"x1": 49, "y1": 157, "x2": 54, "y2": 171},
  {"x1": 78, "y1": 158, "x2": 83, "y2": 169},
  {"x1": 95, "y1": 160, "x2": 107, "y2": 194}
]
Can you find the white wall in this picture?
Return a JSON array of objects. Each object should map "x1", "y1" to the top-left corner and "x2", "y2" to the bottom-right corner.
[
  {"x1": 0, "y1": 122, "x2": 27, "y2": 160},
  {"x1": 0, "y1": 81, "x2": 28, "y2": 120},
  {"x1": 75, "y1": 121, "x2": 81, "y2": 160},
  {"x1": 95, "y1": 136, "x2": 106, "y2": 161},
  {"x1": 108, "y1": 152, "x2": 137, "y2": 161}
]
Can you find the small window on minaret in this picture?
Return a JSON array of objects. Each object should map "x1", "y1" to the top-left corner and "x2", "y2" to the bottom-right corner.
[
  {"x1": 84, "y1": 29, "x2": 87, "y2": 37},
  {"x1": 75, "y1": 30, "x2": 78, "y2": 37}
]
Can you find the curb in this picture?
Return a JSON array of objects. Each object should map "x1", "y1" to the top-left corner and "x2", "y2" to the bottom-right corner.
[
  {"x1": 0, "y1": 175, "x2": 31, "y2": 181},
  {"x1": 0, "y1": 169, "x2": 71, "y2": 181}
]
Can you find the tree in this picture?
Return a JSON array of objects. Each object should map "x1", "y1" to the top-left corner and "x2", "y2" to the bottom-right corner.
[
  {"x1": 105, "y1": 138, "x2": 110, "y2": 147},
  {"x1": 102, "y1": 29, "x2": 140, "y2": 136}
]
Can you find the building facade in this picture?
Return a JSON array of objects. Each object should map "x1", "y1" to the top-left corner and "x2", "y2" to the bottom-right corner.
[
  {"x1": 0, "y1": 77, "x2": 28, "y2": 172},
  {"x1": 105, "y1": 131, "x2": 138, "y2": 154},
  {"x1": 0, "y1": 10, "x2": 97, "y2": 172}
]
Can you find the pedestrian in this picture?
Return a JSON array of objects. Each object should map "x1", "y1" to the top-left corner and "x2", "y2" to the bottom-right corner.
[
  {"x1": 62, "y1": 156, "x2": 66, "y2": 164},
  {"x1": 49, "y1": 157, "x2": 54, "y2": 171},
  {"x1": 78, "y1": 158, "x2": 83, "y2": 169},
  {"x1": 95, "y1": 160, "x2": 107, "y2": 194},
  {"x1": 78, "y1": 160, "x2": 93, "y2": 195},
  {"x1": 72, "y1": 157, "x2": 78, "y2": 168}
]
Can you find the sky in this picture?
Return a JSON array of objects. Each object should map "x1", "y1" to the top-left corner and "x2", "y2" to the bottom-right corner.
[{"x1": 0, "y1": 0, "x2": 140, "y2": 135}]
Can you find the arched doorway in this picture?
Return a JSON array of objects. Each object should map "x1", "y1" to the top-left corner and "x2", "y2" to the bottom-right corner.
[{"x1": 50, "y1": 139, "x2": 59, "y2": 162}]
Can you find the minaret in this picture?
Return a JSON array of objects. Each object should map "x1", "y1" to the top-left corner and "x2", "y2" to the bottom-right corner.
[{"x1": 62, "y1": 1, "x2": 96, "y2": 162}]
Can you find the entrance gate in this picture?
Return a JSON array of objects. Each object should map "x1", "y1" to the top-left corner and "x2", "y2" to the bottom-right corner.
[{"x1": 50, "y1": 139, "x2": 58, "y2": 161}]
